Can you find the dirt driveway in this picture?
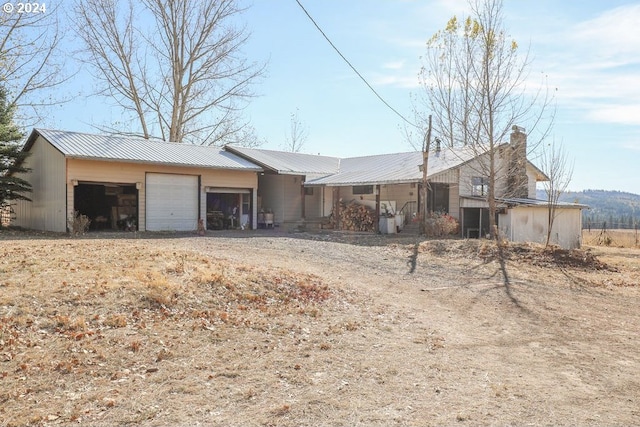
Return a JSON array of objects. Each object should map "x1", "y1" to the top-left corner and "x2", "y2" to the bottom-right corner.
[{"x1": 1, "y1": 229, "x2": 639, "y2": 426}]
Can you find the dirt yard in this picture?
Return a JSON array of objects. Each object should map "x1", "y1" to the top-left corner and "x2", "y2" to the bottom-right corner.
[{"x1": 1, "y1": 229, "x2": 639, "y2": 426}]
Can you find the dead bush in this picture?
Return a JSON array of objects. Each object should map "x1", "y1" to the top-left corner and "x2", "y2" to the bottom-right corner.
[
  {"x1": 422, "y1": 212, "x2": 459, "y2": 237},
  {"x1": 67, "y1": 211, "x2": 91, "y2": 236}
]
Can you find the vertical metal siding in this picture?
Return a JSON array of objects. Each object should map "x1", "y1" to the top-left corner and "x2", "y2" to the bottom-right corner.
[{"x1": 13, "y1": 136, "x2": 66, "y2": 231}]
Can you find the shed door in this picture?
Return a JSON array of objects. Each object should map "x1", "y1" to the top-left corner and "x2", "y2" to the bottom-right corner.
[{"x1": 146, "y1": 173, "x2": 198, "y2": 231}]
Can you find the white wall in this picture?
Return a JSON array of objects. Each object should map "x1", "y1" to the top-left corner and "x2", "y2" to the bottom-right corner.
[
  {"x1": 499, "y1": 206, "x2": 582, "y2": 249},
  {"x1": 13, "y1": 136, "x2": 67, "y2": 232},
  {"x1": 258, "y1": 174, "x2": 303, "y2": 223}
]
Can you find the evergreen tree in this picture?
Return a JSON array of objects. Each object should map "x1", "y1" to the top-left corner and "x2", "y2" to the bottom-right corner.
[{"x1": 0, "y1": 86, "x2": 31, "y2": 224}]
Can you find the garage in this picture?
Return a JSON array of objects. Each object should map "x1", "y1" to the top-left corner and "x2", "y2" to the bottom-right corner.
[
  {"x1": 146, "y1": 173, "x2": 199, "y2": 231},
  {"x1": 205, "y1": 189, "x2": 252, "y2": 230},
  {"x1": 74, "y1": 183, "x2": 138, "y2": 231}
]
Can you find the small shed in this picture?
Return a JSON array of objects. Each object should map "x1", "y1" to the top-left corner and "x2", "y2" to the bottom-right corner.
[{"x1": 497, "y1": 198, "x2": 587, "y2": 249}]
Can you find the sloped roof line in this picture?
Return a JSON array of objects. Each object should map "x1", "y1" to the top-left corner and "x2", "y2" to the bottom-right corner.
[
  {"x1": 26, "y1": 128, "x2": 263, "y2": 171},
  {"x1": 224, "y1": 144, "x2": 341, "y2": 175}
]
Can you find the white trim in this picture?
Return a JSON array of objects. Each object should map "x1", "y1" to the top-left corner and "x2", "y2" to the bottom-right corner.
[{"x1": 205, "y1": 187, "x2": 251, "y2": 194}]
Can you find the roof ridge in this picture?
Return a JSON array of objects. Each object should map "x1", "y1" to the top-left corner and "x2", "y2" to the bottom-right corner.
[{"x1": 34, "y1": 128, "x2": 215, "y2": 148}]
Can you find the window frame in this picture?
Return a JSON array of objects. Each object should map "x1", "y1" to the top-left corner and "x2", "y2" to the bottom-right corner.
[
  {"x1": 471, "y1": 177, "x2": 489, "y2": 197},
  {"x1": 352, "y1": 185, "x2": 374, "y2": 195}
]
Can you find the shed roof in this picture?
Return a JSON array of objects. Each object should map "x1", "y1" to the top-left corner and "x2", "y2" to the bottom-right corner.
[
  {"x1": 26, "y1": 129, "x2": 262, "y2": 171},
  {"x1": 497, "y1": 197, "x2": 589, "y2": 209},
  {"x1": 224, "y1": 145, "x2": 340, "y2": 175}
]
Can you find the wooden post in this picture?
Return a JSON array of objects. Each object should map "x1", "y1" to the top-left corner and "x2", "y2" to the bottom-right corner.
[
  {"x1": 375, "y1": 184, "x2": 381, "y2": 233},
  {"x1": 333, "y1": 187, "x2": 341, "y2": 229},
  {"x1": 419, "y1": 115, "x2": 432, "y2": 235},
  {"x1": 300, "y1": 178, "x2": 306, "y2": 220}
]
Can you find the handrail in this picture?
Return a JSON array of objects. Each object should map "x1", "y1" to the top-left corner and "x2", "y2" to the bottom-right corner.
[{"x1": 398, "y1": 200, "x2": 418, "y2": 224}]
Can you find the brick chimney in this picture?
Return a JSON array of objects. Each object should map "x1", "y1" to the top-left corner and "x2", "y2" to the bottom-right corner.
[{"x1": 506, "y1": 126, "x2": 529, "y2": 199}]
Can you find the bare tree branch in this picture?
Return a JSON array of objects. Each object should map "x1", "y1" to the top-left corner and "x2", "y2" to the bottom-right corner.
[
  {"x1": 415, "y1": 0, "x2": 555, "y2": 239},
  {"x1": 282, "y1": 108, "x2": 309, "y2": 153},
  {"x1": 0, "y1": 4, "x2": 71, "y2": 126},
  {"x1": 73, "y1": 0, "x2": 265, "y2": 145},
  {"x1": 540, "y1": 139, "x2": 574, "y2": 247}
]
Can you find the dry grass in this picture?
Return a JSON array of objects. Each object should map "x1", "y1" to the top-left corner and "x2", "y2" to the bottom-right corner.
[
  {"x1": 583, "y1": 228, "x2": 640, "y2": 248},
  {"x1": 0, "y1": 240, "x2": 365, "y2": 426},
  {"x1": 0, "y1": 233, "x2": 639, "y2": 426}
]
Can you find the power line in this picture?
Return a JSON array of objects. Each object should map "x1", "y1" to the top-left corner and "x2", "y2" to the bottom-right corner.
[{"x1": 294, "y1": 0, "x2": 417, "y2": 128}]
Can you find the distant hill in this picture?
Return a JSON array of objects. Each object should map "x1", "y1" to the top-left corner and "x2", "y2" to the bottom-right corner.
[{"x1": 536, "y1": 189, "x2": 640, "y2": 229}]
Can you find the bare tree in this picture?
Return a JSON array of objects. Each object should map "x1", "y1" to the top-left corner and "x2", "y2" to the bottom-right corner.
[
  {"x1": 0, "y1": 4, "x2": 69, "y2": 125},
  {"x1": 539, "y1": 139, "x2": 574, "y2": 247},
  {"x1": 282, "y1": 108, "x2": 309, "y2": 152},
  {"x1": 417, "y1": 0, "x2": 554, "y2": 239},
  {"x1": 73, "y1": 0, "x2": 265, "y2": 145},
  {"x1": 226, "y1": 123, "x2": 266, "y2": 149}
]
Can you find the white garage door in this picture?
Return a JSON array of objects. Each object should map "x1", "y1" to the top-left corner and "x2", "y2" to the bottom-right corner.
[{"x1": 146, "y1": 173, "x2": 198, "y2": 231}]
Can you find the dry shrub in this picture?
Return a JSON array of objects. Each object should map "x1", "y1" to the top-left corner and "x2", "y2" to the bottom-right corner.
[
  {"x1": 55, "y1": 315, "x2": 86, "y2": 331},
  {"x1": 104, "y1": 314, "x2": 127, "y2": 328},
  {"x1": 138, "y1": 272, "x2": 179, "y2": 307},
  {"x1": 165, "y1": 254, "x2": 187, "y2": 275},
  {"x1": 192, "y1": 268, "x2": 226, "y2": 287},
  {"x1": 67, "y1": 211, "x2": 91, "y2": 236},
  {"x1": 129, "y1": 340, "x2": 142, "y2": 352},
  {"x1": 422, "y1": 212, "x2": 459, "y2": 237}
]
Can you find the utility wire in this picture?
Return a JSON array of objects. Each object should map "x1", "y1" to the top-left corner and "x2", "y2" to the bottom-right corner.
[{"x1": 294, "y1": 0, "x2": 417, "y2": 128}]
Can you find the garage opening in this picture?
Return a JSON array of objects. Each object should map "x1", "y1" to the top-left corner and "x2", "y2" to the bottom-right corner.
[
  {"x1": 206, "y1": 190, "x2": 252, "y2": 230},
  {"x1": 74, "y1": 183, "x2": 138, "y2": 231}
]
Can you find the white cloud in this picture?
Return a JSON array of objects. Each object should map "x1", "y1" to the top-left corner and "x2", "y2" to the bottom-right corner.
[
  {"x1": 371, "y1": 73, "x2": 419, "y2": 89},
  {"x1": 570, "y1": 4, "x2": 640, "y2": 62},
  {"x1": 532, "y1": 4, "x2": 640, "y2": 127},
  {"x1": 587, "y1": 104, "x2": 640, "y2": 126},
  {"x1": 382, "y1": 60, "x2": 405, "y2": 70}
]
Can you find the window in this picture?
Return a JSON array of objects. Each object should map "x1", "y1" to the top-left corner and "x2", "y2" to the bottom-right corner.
[
  {"x1": 471, "y1": 177, "x2": 489, "y2": 196},
  {"x1": 428, "y1": 183, "x2": 450, "y2": 213},
  {"x1": 304, "y1": 187, "x2": 314, "y2": 196},
  {"x1": 352, "y1": 185, "x2": 374, "y2": 195}
]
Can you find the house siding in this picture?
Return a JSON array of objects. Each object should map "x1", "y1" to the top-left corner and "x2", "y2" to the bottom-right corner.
[
  {"x1": 449, "y1": 183, "x2": 460, "y2": 220},
  {"x1": 257, "y1": 174, "x2": 303, "y2": 224},
  {"x1": 304, "y1": 185, "x2": 323, "y2": 219},
  {"x1": 13, "y1": 136, "x2": 67, "y2": 232},
  {"x1": 66, "y1": 158, "x2": 257, "y2": 231}
]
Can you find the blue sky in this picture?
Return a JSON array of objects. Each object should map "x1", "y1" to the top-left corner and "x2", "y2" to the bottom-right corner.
[{"x1": 45, "y1": 0, "x2": 640, "y2": 193}]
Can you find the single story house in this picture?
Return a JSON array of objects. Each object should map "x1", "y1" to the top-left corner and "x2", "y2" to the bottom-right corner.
[
  {"x1": 12, "y1": 129, "x2": 262, "y2": 232},
  {"x1": 11, "y1": 128, "x2": 585, "y2": 248},
  {"x1": 227, "y1": 128, "x2": 586, "y2": 248}
]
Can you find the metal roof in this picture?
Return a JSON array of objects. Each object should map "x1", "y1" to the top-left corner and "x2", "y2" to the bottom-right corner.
[
  {"x1": 224, "y1": 145, "x2": 340, "y2": 175},
  {"x1": 27, "y1": 129, "x2": 262, "y2": 171},
  {"x1": 497, "y1": 197, "x2": 589, "y2": 209},
  {"x1": 305, "y1": 147, "x2": 479, "y2": 186}
]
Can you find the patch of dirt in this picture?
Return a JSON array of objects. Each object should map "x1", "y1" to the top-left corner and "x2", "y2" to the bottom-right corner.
[{"x1": 1, "y1": 230, "x2": 639, "y2": 426}]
